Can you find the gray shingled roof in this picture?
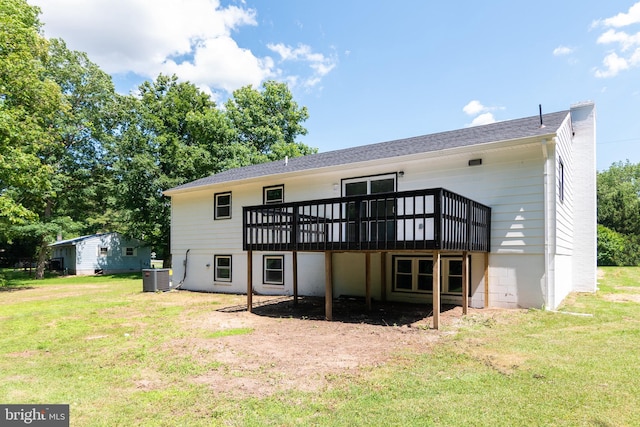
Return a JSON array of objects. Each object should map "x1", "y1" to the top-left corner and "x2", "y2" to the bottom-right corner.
[{"x1": 165, "y1": 110, "x2": 569, "y2": 193}]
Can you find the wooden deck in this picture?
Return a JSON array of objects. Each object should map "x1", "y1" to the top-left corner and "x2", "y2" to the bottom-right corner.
[{"x1": 243, "y1": 187, "x2": 491, "y2": 253}]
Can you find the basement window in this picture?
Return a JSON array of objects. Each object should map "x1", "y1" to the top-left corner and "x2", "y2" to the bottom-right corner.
[
  {"x1": 393, "y1": 256, "x2": 468, "y2": 294},
  {"x1": 263, "y1": 255, "x2": 284, "y2": 285},
  {"x1": 214, "y1": 255, "x2": 232, "y2": 282}
]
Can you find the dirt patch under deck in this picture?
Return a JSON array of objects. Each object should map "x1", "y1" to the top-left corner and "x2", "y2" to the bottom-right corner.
[{"x1": 168, "y1": 296, "x2": 496, "y2": 398}]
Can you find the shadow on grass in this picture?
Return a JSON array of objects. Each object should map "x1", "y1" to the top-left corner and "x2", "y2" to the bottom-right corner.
[
  {"x1": 218, "y1": 295, "x2": 456, "y2": 327},
  {"x1": 0, "y1": 284, "x2": 34, "y2": 292}
]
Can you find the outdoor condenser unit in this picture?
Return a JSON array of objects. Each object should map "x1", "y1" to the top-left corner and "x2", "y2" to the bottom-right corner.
[{"x1": 142, "y1": 268, "x2": 172, "y2": 292}]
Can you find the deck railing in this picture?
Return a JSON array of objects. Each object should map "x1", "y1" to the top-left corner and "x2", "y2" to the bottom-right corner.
[{"x1": 243, "y1": 188, "x2": 491, "y2": 252}]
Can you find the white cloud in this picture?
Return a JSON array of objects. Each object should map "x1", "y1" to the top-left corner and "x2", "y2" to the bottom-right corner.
[
  {"x1": 595, "y1": 52, "x2": 629, "y2": 78},
  {"x1": 592, "y1": 2, "x2": 640, "y2": 28},
  {"x1": 468, "y1": 113, "x2": 496, "y2": 127},
  {"x1": 593, "y1": 3, "x2": 640, "y2": 78},
  {"x1": 597, "y1": 29, "x2": 640, "y2": 51},
  {"x1": 462, "y1": 100, "x2": 486, "y2": 116},
  {"x1": 267, "y1": 43, "x2": 337, "y2": 87},
  {"x1": 462, "y1": 100, "x2": 501, "y2": 127},
  {"x1": 29, "y1": 0, "x2": 335, "y2": 94},
  {"x1": 553, "y1": 46, "x2": 574, "y2": 56}
]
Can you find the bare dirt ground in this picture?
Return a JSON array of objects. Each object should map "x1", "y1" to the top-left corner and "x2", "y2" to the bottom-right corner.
[{"x1": 167, "y1": 295, "x2": 504, "y2": 398}]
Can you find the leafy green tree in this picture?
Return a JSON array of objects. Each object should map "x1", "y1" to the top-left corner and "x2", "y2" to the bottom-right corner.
[
  {"x1": 0, "y1": 0, "x2": 61, "y2": 224},
  {"x1": 43, "y1": 38, "x2": 118, "y2": 231},
  {"x1": 597, "y1": 160, "x2": 640, "y2": 265},
  {"x1": 112, "y1": 75, "x2": 235, "y2": 260},
  {"x1": 113, "y1": 77, "x2": 315, "y2": 263},
  {"x1": 1, "y1": 2, "x2": 118, "y2": 278},
  {"x1": 597, "y1": 224, "x2": 640, "y2": 266},
  {"x1": 225, "y1": 80, "x2": 316, "y2": 162},
  {"x1": 0, "y1": 0, "x2": 66, "y2": 277}
]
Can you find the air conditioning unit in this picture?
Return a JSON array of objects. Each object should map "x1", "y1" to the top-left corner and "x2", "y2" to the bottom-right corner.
[{"x1": 142, "y1": 268, "x2": 172, "y2": 292}]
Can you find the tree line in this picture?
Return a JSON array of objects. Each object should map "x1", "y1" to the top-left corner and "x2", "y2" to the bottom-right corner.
[
  {"x1": 0, "y1": 0, "x2": 315, "y2": 278},
  {"x1": 597, "y1": 160, "x2": 640, "y2": 266}
]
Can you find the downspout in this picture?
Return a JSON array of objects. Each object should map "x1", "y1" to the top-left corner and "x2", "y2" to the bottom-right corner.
[
  {"x1": 174, "y1": 249, "x2": 190, "y2": 289},
  {"x1": 541, "y1": 138, "x2": 555, "y2": 309}
]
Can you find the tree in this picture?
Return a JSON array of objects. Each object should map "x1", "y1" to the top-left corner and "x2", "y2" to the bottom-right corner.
[
  {"x1": 597, "y1": 160, "x2": 640, "y2": 265},
  {"x1": 112, "y1": 77, "x2": 315, "y2": 263},
  {"x1": 225, "y1": 80, "x2": 316, "y2": 162},
  {"x1": 112, "y1": 75, "x2": 235, "y2": 261},
  {"x1": 0, "y1": 0, "x2": 61, "y2": 225},
  {"x1": 0, "y1": 0, "x2": 66, "y2": 277},
  {"x1": 1, "y1": 1, "x2": 119, "y2": 278}
]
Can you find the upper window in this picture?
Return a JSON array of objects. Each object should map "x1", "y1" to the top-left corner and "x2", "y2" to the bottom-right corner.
[
  {"x1": 342, "y1": 174, "x2": 397, "y2": 242},
  {"x1": 214, "y1": 192, "x2": 232, "y2": 219},
  {"x1": 98, "y1": 247, "x2": 108, "y2": 256},
  {"x1": 342, "y1": 174, "x2": 396, "y2": 197},
  {"x1": 214, "y1": 255, "x2": 232, "y2": 282},
  {"x1": 263, "y1": 185, "x2": 284, "y2": 204},
  {"x1": 263, "y1": 255, "x2": 284, "y2": 285}
]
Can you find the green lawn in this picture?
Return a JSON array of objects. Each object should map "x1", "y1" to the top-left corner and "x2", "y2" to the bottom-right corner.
[{"x1": 1, "y1": 267, "x2": 639, "y2": 426}]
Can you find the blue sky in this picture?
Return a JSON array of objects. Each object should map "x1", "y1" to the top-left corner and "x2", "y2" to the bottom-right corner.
[{"x1": 30, "y1": 0, "x2": 640, "y2": 170}]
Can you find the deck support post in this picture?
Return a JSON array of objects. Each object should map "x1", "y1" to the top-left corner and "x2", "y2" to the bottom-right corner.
[
  {"x1": 325, "y1": 251, "x2": 333, "y2": 321},
  {"x1": 380, "y1": 252, "x2": 387, "y2": 302},
  {"x1": 484, "y1": 252, "x2": 489, "y2": 308},
  {"x1": 365, "y1": 252, "x2": 371, "y2": 310},
  {"x1": 247, "y1": 250, "x2": 253, "y2": 313},
  {"x1": 293, "y1": 251, "x2": 298, "y2": 306},
  {"x1": 433, "y1": 250, "x2": 441, "y2": 329},
  {"x1": 462, "y1": 251, "x2": 469, "y2": 315}
]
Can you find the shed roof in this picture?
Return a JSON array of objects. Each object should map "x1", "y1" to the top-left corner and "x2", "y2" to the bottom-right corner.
[
  {"x1": 49, "y1": 232, "x2": 115, "y2": 247},
  {"x1": 49, "y1": 232, "x2": 118, "y2": 246},
  {"x1": 165, "y1": 109, "x2": 569, "y2": 194}
]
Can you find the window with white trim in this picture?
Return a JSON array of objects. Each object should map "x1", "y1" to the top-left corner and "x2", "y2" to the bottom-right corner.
[
  {"x1": 214, "y1": 255, "x2": 232, "y2": 282},
  {"x1": 264, "y1": 185, "x2": 284, "y2": 204},
  {"x1": 98, "y1": 247, "x2": 108, "y2": 256},
  {"x1": 263, "y1": 255, "x2": 284, "y2": 285},
  {"x1": 342, "y1": 174, "x2": 396, "y2": 242},
  {"x1": 393, "y1": 256, "x2": 467, "y2": 294},
  {"x1": 214, "y1": 192, "x2": 232, "y2": 219}
]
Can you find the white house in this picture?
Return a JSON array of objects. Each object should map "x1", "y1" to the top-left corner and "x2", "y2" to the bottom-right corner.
[
  {"x1": 164, "y1": 102, "x2": 596, "y2": 324},
  {"x1": 49, "y1": 232, "x2": 151, "y2": 275}
]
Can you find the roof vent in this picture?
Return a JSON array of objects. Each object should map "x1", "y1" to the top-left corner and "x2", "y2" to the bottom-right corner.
[{"x1": 539, "y1": 104, "x2": 545, "y2": 128}]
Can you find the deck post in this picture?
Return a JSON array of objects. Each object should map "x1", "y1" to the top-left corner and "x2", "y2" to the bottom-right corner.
[
  {"x1": 325, "y1": 251, "x2": 333, "y2": 321},
  {"x1": 433, "y1": 250, "x2": 441, "y2": 329},
  {"x1": 365, "y1": 252, "x2": 371, "y2": 310},
  {"x1": 462, "y1": 251, "x2": 469, "y2": 315},
  {"x1": 247, "y1": 250, "x2": 253, "y2": 313},
  {"x1": 293, "y1": 251, "x2": 298, "y2": 306},
  {"x1": 484, "y1": 252, "x2": 489, "y2": 308},
  {"x1": 380, "y1": 252, "x2": 387, "y2": 302}
]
